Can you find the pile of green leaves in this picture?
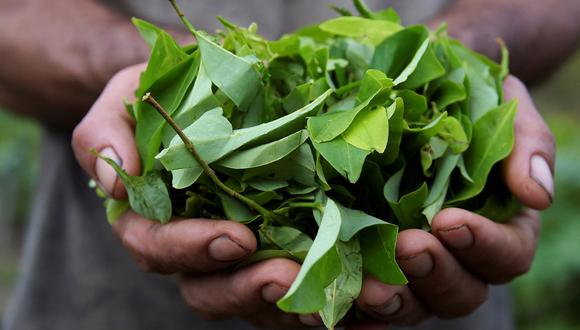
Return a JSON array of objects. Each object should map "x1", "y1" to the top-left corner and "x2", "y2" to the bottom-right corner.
[{"x1": 97, "y1": 1, "x2": 520, "y2": 328}]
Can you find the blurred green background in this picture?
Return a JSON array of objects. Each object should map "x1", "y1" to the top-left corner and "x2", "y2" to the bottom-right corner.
[{"x1": 0, "y1": 51, "x2": 579, "y2": 328}]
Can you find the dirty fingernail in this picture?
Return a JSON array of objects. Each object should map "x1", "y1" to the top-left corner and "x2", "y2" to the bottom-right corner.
[
  {"x1": 398, "y1": 251, "x2": 434, "y2": 278},
  {"x1": 299, "y1": 313, "x2": 321, "y2": 326},
  {"x1": 262, "y1": 283, "x2": 287, "y2": 304},
  {"x1": 439, "y1": 224, "x2": 474, "y2": 250},
  {"x1": 208, "y1": 235, "x2": 250, "y2": 262},
  {"x1": 530, "y1": 155, "x2": 554, "y2": 202},
  {"x1": 95, "y1": 147, "x2": 122, "y2": 196},
  {"x1": 369, "y1": 294, "x2": 402, "y2": 316}
]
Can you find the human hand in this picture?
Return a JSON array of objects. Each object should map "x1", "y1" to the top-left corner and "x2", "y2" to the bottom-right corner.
[
  {"x1": 353, "y1": 75, "x2": 554, "y2": 326},
  {"x1": 71, "y1": 64, "x2": 318, "y2": 328},
  {"x1": 73, "y1": 65, "x2": 553, "y2": 328}
]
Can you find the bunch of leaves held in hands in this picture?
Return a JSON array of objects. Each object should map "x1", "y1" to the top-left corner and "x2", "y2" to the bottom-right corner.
[{"x1": 95, "y1": 1, "x2": 521, "y2": 328}]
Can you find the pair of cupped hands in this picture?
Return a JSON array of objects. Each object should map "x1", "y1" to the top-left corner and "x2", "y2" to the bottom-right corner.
[{"x1": 72, "y1": 63, "x2": 555, "y2": 329}]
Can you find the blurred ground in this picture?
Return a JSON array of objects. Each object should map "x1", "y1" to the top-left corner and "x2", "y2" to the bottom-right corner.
[{"x1": 0, "y1": 51, "x2": 579, "y2": 328}]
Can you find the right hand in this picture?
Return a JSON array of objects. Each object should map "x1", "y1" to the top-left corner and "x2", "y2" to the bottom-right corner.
[{"x1": 72, "y1": 64, "x2": 316, "y2": 328}]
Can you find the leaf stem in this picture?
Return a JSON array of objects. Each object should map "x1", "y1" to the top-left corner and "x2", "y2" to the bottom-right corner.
[
  {"x1": 142, "y1": 93, "x2": 277, "y2": 223},
  {"x1": 168, "y1": 0, "x2": 197, "y2": 37}
]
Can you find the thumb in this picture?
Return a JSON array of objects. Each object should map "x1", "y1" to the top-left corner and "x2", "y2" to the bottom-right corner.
[
  {"x1": 72, "y1": 63, "x2": 146, "y2": 199},
  {"x1": 502, "y1": 75, "x2": 555, "y2": 210}
]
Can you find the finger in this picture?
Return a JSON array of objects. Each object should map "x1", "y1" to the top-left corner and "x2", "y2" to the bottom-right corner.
[
  {"x1": 395, "y1": 229, "x2": 489, "y2": 319},
  {"x1": 179, "y1": 258, "x2": 311, "y2": 328},
  {"x1": 502, "y1": 75, "x2": 555, "y2": 210},
  {"x1": 357, "y1": 276, "x2": 430, "y2": 326},
  {"x1": 112, "y1": 211, "x2": 257, "y2": 274},
  {"x1": 431, "y1": 208, "x2": 540, "y2": 283},
  {"x1": 72, "y1": 63, "x2": 146, "y2": 199}
]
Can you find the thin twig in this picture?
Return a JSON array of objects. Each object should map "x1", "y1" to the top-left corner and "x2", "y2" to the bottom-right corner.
[
  {"x1": 168, "y1": 0, "x2": 197, "y2": 37},
  {"x1": 142, "y1": 93, "x2": 276, "y2": 222}
]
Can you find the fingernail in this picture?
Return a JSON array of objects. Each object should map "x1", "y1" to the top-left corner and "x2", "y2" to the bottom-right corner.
[
  {"x1": 439, "y1": 224, "x2": 474, "y2": 250},
  {"x1": 95, "y1": 147, "x2": 122, "y2": 196},
  {"x1": 299, "y1": 313, "x2": 321, "y2": 326},
  {"x1": 398, "y1": 252, "x2": 434, "y2": 278},
  {"x1": 369, "y1": 294, "x2": 402, "y2": 316},
  {"x1": 208, "y1": 235, "x2": 251, "y2": 262},
  {"x1": 530, "y1": 155, "x2": 554, "y2": 203},
  {"x1": 261, "y1": 283, "x2": 287, "y2": 304}
]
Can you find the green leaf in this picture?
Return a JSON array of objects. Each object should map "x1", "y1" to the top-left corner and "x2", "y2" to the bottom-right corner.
[
  {"x1": 370, "y1": 26, "x2": 436, "y2": 85},
  {"x1": 156, "y1": 108, "x2": 232, "y2": 187},
  {"x1": 396, "y1": 90, "x2": 427, "y2": 122},
  {"x1": 399, "y1": 44, "x2": 446, "y2": 89},
  {"x1": 320, "y1": 239, "x2": 362, "y2": 330},
  {"x1": 307, "y1": 70, "x2": 391, "y2": 143},
  {"x1": 137, "y1": 31, "x2": 189, "y2": 96},
  {"x1": 104, "y1": 198, "x2": 129, "y2": 225},
  {"x1": 195, "y1": 31, "x2": 261, "y2": 108},
  {"x1": 439, "y1": 117, "x2": 469, "y2": 153},
  {"x1": 421, "y1": 137, "x2": 449, "y2": 176},
  {"x1": 423, "y1": 180, "x2": 449, "y2": 224},
  {"x1": 260, "y1": 226, "x2": 313, "y2": 261},
  {"x1": 277, "y1": 199, "x2": 343, "y2": 314},
  {"x1": 457, "y1": 155, "x2": 474, "y2": 183},
  {"x1": 451, "y1": 42, "x2": 500, "y2": 122},
  {"x1": 319, "y1": 16, "x2": 401, "y2": 45},
  {"x1": 329, "y1": 5, "x2": 353, "y2": 17},
  {"x1": 216, "y1": 191, "x2": 256, "y2": 223},
  {"x1": 355, "y1": 69, "x2": 393, "y2": 106},
  {"x1": 132, "y1": 18, "x2": 164, "y2": 48},
  {"x1": 423, "y1": 152, "x2": 460, "y2": 210},
  {"x1": 313, "y1": 136, "x2": 370, "y2": 183},
  {"x1": 343, "y1": 106, "x2": 388, "y2": 153},
  {"x1": 94, "y1": 151, "x2": 172, "y2": 223},
  {"x1": 448, "y1": 100, "x2": 517, "y2": 203},
  {"x1": 354, "y1": 0, "x2": 400, "y2": 23},
  {"x1": 158, "y1": 91, "x2": 331, "y2": 188},
  {"x1": 383, "y1": 98, "x2": 404, "y2": 164},
  {"x1": 404, "y1": 112, "x2": 448, "y2": 150},
  {"x1": 430, "y1": 77, "x2": 467, "y2": 110},
  {"x1": 242, "y1": 144, "x2": 317, "y2": 188},
  {"x1": 384, "y1": 167, "x2": 429, "y2": 230},
  {"x1": 216, "y1": 130, "x2": 308, "y2": 169},
  {"x1": 345, "y1": 40, "x2": 374, "y2": 74},
  {"x1": 359, "y1": 225, "x2": 407, "y2": 285},
  {"x1": 323, "y1": 201, "x2": 406, "y2": 286},
  {"x1": 246, "y1": 179, "x2": 289, "y2": 192},
  {"x1": 135, "y1": 55, "x2": 199, "y2": 173}
]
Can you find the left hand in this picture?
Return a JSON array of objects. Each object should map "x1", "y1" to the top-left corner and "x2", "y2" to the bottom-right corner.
[{"x1": 353, "y1": 75, "x2": 554, "y2": 327}]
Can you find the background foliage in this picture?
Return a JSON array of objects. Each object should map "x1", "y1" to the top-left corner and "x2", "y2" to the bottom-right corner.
[{"x1": 0, "y1": 51, "x2": 579, "y2": 328}]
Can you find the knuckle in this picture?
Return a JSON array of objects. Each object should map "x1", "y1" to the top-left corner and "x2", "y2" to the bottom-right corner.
[
  {"x1": 71, "y1": 120, "x2": 91, "y2": 152},
  {"x1": 510, "y1": 251, "x2": 534, "y2": 278},
  {"x1": 428, "y1": 269, "x2": 464, "y2": 297},
  {"x1": 503, "y1": 227, "x2": 536, "y2": 281},
  {"x1": 184, "y1": 298, "x2": 224, "y2": 321},
  {"x1": 133, "y1": 256, "x2": 155, "y2": 273},
  {"x1": 226, "y1": 280, "x2": 246, "y2": 313},
  {"x1": 437, "y1": 285, "x2": 488, "y2": 319}
]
